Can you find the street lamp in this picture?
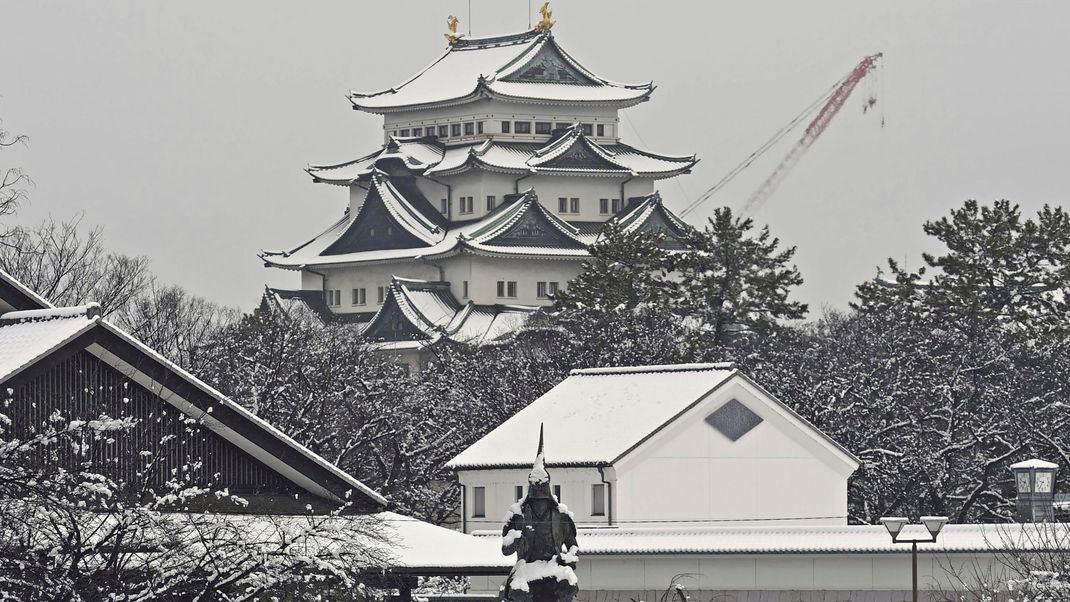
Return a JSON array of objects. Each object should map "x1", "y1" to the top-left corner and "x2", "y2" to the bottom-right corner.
[{"x1": 879, "y1": 516, "x2": 949, "y2": 602}]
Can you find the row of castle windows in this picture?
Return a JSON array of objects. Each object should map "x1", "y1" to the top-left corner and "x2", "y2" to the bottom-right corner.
[
  {"x1": 325, "y1": 279, "x2": 561, "y2": 308},
  {"x1": 439, "y1": 196, "x2": 622, "y2": 216},
  {"x1": 392, "y1": 121, "x2": 608, "y2": 139}
]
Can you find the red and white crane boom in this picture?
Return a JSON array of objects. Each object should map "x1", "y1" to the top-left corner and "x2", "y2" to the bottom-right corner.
[{"x1": 680, "y1": 53, "x2": 883, "y2": 218}]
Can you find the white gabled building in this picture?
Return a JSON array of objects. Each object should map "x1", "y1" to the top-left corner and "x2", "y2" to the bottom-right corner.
[
  {"x1": 261, "y1": 19, "x2": 696, "y2": 356},
  {"x1": 447, "y1": 363, "x2": 860, "y2": 533}
]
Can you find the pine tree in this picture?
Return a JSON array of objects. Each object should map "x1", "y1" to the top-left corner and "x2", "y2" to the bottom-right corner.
[{"x1": 676, "y1": 207, "x2": 807, "y2": 345}]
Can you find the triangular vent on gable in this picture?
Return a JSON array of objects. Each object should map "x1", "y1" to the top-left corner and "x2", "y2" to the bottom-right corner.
[
  {"x1": 705, "y1": 399, "x2": 763, "y2": 441},
  {"x1": 500, "y1": 43, "x2": 598, "y2": 85}
]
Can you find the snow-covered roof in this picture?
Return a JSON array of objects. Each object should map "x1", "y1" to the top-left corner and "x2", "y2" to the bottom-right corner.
[
  {"x1": 361, "y1": 276, "x2": 539, "y2": 347},
  {"x1": 375, "y1": 512, "x2": 511, "y2": 572},
  {"x1": 1010, "y1": 458, "x2": 1059, "y2": 470},
  {"x1": 447, "y1": 363, "x2": 741, "y2": 469},
  {"x1": 472, "y1": 523, "x2": 1070, "y2": 556},
  {"x1": 614, "y1": 192, "x2": 692, "y2": 250},
  {"x1": 0, "y1": 267, "x2": 53, "y2": 313},
  {"x1": 0, "y1": 286, "x2": 387, "y2": 508},
  {"x1": 348, "y1": 30, "x2": 653, "y2": 114},
  {"x1": 0, "y1": 305, "x2": 99, "y2": 382},
  {"x1": 307, "y1": 133, "x2": 696, "y2": 184},
  {"x1": 262, "y1": 188, "x2": 605, "y2": 269}
]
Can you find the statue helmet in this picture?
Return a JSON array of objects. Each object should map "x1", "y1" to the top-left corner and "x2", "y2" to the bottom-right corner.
[{"x1": 526, "y1": 424, "x2": 554, "y2": 500}]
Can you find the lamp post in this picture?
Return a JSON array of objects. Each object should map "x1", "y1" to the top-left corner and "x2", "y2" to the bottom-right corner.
[{"x1": 878, "y1": 516, "x2": 949, "y2": 602}]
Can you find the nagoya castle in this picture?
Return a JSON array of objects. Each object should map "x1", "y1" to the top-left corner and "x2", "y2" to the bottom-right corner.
[{"x1": 261, "y1": 5, "x2": 696, "y2": 362}]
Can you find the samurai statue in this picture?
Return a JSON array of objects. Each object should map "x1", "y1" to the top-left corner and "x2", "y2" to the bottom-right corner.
[{"x1": 500, "y1": 425, "x2": 579, "y2": 602}]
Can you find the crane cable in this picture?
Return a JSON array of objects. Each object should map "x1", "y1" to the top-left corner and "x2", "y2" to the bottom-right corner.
[{"x1": 679, "y1": 70, "x2": 854, "y2": 218}]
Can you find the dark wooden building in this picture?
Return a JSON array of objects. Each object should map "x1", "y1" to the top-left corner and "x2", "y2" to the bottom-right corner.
[{"x1": 0, "y1": 269, "x2": 386, "y2": 514}]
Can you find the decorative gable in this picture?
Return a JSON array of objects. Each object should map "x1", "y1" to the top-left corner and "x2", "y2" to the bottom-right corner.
[
  {"x1": 500, "y1": 42, "x2": 598, "y2": 85},
  {"x1": 362, "y1": 292, "x2": 431, "y2": 342},
  {"x1": 321, "y1": 185, "x2": 430, "y2": 255},
  {"x1": 705, "y1": 398, "x2": 763, "y2": 441},
  {"x1": 637, "y1": 208, "x2": 689, "y2": 250},
  {"x1": 539, "y1": 139, "x2": 624, "y2": 171},
  {"x1": 484, "y1": 205, "x2": 585, "y2": 249}
]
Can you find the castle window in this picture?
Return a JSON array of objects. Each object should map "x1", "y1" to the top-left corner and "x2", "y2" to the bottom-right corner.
[
  {"x1": 612, "y1": 198, "x2": 622, "y2": 213},
  {"x1": 477, "y1": 121, "x2": 484, "y2": 134},
  {"x1": 399, "y1": 129, "x2": 410, "y2": 137},
  {"x1": 515, "y1": 485, "x2": 524, "y2": 501},
  {"x1": 377, "y1": 286, "x2": 385, "y2": 304},
  {"x1": 596, "y1": 124, "x2": 605, "y2": 136},
  {"x1": 440, "y1": 198, "x2": 448, "y2": 214},
  {"x1": 459, "y1": 196, "x2": 474, "y2": 214},
  {"x1": 327, "y1": 290, "x2": 341, "y2": 306},
  {"x1": 412, "y1": 127, "x2": 423, "y2": 137},
  {"x1": 514, "y1": 121, "x2": 531, "y2": 134},
  {"x1": 553, "y1": 485, "x2": 561, "y2": 501},
  {"x1": 486, "y1": 196, "x2": 496, "y2": 211},
  {"x1": 558, "y1": 197, "x2": 568, "y2": 213},
  {"x1": 569, "y1": 198, "x2": 579, "y2": 213},
  {"x1": 600, "y1": 198, "x2": 609, "y2": 214},
  {"x1": 463, "y1": 281, "x2": 469, "y2": 299},
  {"x1": 535, "y1": 122, "x2": 552, "y2": 135},
  {"x1": 464, "y1": 122, "x2": 474, "y2": 136},
  {"x1": 497, "y1": 281, "x2": 518, "y2": 298},
  {"x1": 537, "y1": 282, "x2": 560, "y2": 299},
  {"x1": 352, "y1": 288, "x2": 366, "y2": 306},
  {"x1": 438, "y1": 125, "x2": 449, "y2": 138},
  {"x1": 451, "y1": 123, "x2": 461, "y2": 137},
  {"x1": 501, "y1": 121, "x2": 511, "y2": 134},
  {"x1": 581, "y1": 123, "x2": 593, "y2": 136}
]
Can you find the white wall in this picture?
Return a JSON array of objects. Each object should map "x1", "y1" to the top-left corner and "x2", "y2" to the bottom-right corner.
[
  {"x1": 458, "y1": 254, "x2": 582, "y2": 306},
  {"x1": 466, "y1": 552, "x2": 1007, "y2": 597},
  {"x1": 457, "y1": 467, "x2": 613, "y2": 533},
  {"x1": 319, "y1": 263, "x2": 440, "y2": 314},
  {"x1": 614, "y1": 378, "x2": 853, "y2": 527},
  {"x1": 382, "y1": 98, "x2": 621, "y2": 145}
]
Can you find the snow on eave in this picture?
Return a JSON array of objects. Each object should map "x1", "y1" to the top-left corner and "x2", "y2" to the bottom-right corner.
[
  {"x1": 0, "y1": 314, "x2": 99, "y2": 384},
  {"x1": 94, "y1": 319, "x2": 389, "y2": 507},
  {"x1": 570, "y1": 362, "x2": 737, "y2": 376},
  {"x1": 0, "y1": 268, "x2": 53, "y2": 310},
  {"x1": 1, "y1": 303, "x2": 101, "y2": 322}
]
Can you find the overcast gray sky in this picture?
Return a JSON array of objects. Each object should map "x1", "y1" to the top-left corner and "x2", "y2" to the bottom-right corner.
[{"x1": 2, "y1": 1, "x2": 1068, "y2": 313}]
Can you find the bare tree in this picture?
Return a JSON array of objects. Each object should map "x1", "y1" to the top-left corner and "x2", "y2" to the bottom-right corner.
[
  {"x1": 0, "y1": 117, "x2": 31, "y2": 244},
  {"x1": 939, "y1": 523, "x2": 1070, "y2": 602},
  {"x1": 0, "y1": 215, "x2": 151, "y2": 315}
]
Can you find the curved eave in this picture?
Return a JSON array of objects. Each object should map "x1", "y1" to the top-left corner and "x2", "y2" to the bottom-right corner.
[
  {"x1": 350, "y1": 82, "x2": 655, "y2": 114},
  {"x1": 429, "y1": 159, "x2": 688, "y2": 179},
  {"x1": 455, "y1": 240, "x2": 588, "y2": 260}
]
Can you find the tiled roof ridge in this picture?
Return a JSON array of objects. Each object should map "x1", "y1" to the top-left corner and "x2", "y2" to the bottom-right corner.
[
  {"x1": 1, "y1": 303, "x2": 102, "y2": 323},
  {"x1": 448, "y1": 28, "x2": 544, "y2": 50},
  {"x1": 570, "y1": 362, "x2": 736, "y2": 376}
]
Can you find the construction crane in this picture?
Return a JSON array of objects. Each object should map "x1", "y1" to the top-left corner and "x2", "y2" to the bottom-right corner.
[{"x1": 680, "y1": 53, "x2": 884, "y2": 218}]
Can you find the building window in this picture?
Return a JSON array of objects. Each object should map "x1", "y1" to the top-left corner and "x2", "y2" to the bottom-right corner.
[
  {"x1": 515, "y1": 485, "x2": 524, "y2": 501},
  {"x1": 581, "y1": 123, "x2": 593, "y2": 136},
  {"x1": 497, "y1": 280, "x2": 518, "y2": 298},
  {"x1": 553, "y1": 485, "x2": 561, "y2": 501},
  {"x1": 612, "y1": 198, "x2": 622, "y2": 213},
  {"x1": 600, "y1": 198, "x2": 609, "y2": 214},
  {"x1": 569, "y1": 198, "x2": 579, "y2": 213},
  {"x1": 412, "y1": 127, "x2": 423, "y2": 137},
  {"x1": 592, "y1": 484, "x2": 606, "y2": 516},
  {"x1": 486, "y1": 195, "x2": 496, "y2": 211},
  {"x1": 514, "y1": 121, "x2": 531, "y2": 134},
  {"x1": 377, "y1": 286, "x2": 385, "y2": 304},
  {"x1": 535, "y1": 122, "x2": 552, "y2": 134},
  {"x1": 459, "y1": 196, "x2": 474, "y2": 214},
  {"x1": 473, "y1": 486, "x2": 486, "y2": 518},
  {"x1": 438, "y1": 125, "x2": 449, "y2": 138},
  {"x1": 464, "y1": 122, "x2": 474, "y2": 136},
  {"x1": 558, "y1": 197, "x2": 568, "y2": 213},
  {"x1": 326, "y1": 289, "x2": 341, "y2": 306},
  {"x1": 537, "y1": 282, "x2": 560, "y2": 299},
  {"x1": 501, "y1": 121, "x2": 511, "y2": 134},
  {"x1": 451, "y1": 123, "x2": 461, "y2": 137},
  {"x1": 477, "y1": 121, "x2": 484, "y2": 134},
  {"x1": 352, "y1": 288, "x2": 366, "y2": 306},
  {"x1": 399, "y1": 128, "x2": 410, "y2": 137},
  {"x1": 463, "y1": 281, "x2": 469, "y2": 299},
  {"x1": 440, "y1": 198, "x2": 448, "y2": 214},
  {"x1": 596, "y1": 124, "x2": 605, "y2": 136}
]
